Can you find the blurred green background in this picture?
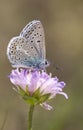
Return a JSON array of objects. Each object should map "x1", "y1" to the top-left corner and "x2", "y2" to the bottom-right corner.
[{"x1": 0, "y1": 0, "x2": 83, "y2": 130}]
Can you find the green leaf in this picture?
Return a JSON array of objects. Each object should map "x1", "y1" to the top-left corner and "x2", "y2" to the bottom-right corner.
[
  {"x1": 19, "y1": 86, "x2": 29, "y2": 96},
  {"x1": 38, "y1": 93, "x2": 51, "y2": 104},
  {"x1": 17, "y1": 86, "x2": 51, "y2": 105},
  {"x1": 23, "y1": 96, "x2": 38, "y2": 105},
  {"x1": 33, "y1": 88, "x2": 40, "y2": 97}
]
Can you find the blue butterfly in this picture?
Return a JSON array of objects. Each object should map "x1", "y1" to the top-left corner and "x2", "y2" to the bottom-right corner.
[{"x1": 7, "y1": 20, "x2": 49, "y2": 69}]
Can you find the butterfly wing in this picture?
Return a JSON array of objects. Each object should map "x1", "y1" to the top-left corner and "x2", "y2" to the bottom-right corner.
[
  {"x1": 7, "y1": 20, "x2": 49, "y2": 69},
  {"x1": 7, "y1": 36, "x2": 39, "y2": 68},
  {"x1": 20, "y1": 20, "x2": 46, "y2": 59}
]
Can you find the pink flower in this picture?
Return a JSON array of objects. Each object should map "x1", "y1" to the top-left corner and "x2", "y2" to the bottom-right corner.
[{"x1": 9, "y1": 68, "x2": 68, "y2": 110}]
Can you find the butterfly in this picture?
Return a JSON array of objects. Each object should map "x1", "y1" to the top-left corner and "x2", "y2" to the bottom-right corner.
[{"x1": 7, "y1": 20, "x2": 49, "y2": 70}]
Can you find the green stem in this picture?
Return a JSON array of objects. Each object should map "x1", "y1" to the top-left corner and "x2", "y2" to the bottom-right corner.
[{"x1": 28, "y1": 105, "x2": 34, "y2": 130}]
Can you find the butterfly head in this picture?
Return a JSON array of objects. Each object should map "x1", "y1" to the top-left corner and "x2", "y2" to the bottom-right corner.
[
  {"x1": 36, "y1": 59, "x2": 49, "y2": 70},
  {"x1": 22, "y1": 58, "x2": 50, "y2": 70}
]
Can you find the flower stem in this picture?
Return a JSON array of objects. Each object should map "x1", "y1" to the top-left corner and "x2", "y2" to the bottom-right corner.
[{"x1": 28, "y1": 104, "x2": 34, "y2": 130}]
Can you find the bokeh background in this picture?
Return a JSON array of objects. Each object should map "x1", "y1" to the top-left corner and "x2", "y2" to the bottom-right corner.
[{"x1": 0, "y1": 0, "x2": 83, "y2": 130}]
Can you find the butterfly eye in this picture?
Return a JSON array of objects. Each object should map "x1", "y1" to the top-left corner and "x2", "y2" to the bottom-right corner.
[
  {"x1": 45, "y1": 60, "x2": 48, "y2": 65},
  {"x1": 45, "y1": 60, "x2": 50, "y2": 67}
]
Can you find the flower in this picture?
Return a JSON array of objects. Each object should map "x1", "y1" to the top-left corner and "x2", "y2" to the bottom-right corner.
[{"x1": 9, "y1": 68, "x2": 68, "y2": 110}]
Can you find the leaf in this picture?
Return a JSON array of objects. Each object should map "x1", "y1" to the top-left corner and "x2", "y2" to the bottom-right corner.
[{"x1": 38, "y1": 93, "x2": 51, "y2": 104}]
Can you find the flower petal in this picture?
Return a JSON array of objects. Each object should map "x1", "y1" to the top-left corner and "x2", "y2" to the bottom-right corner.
[
  {"x1": 8, "y1": 69, "x2": 68, "y2": 109},
  {"x1": 40, "y1": 102, "x2": 53, "y2": 110}
]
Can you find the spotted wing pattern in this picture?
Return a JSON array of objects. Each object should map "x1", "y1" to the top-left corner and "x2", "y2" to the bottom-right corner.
[
  {"x1": 20, "y1": 20, "x2": 46, "y2": 59},
  {"x1": 7, "y1": 20, "x2": 48, "y2": 69}
]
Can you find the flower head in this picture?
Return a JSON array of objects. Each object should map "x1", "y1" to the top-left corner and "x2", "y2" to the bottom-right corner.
[{"x1": 9, "y1": 68, "x2": 68, "y2": 110}]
